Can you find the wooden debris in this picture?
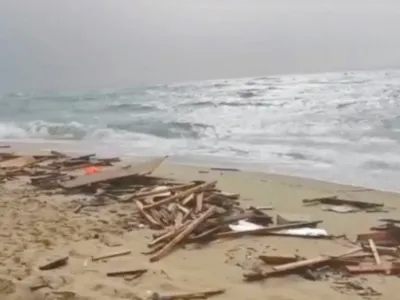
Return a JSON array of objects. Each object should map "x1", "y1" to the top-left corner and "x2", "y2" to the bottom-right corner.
[
  {"x1": 92, "y1": 250, "x2": 132, "y2": 262},
  {"x1": 244, "y1": 247, "x2": 361, "y2": 281},
  {"x1": 357, "y1": 228, "x2": 400, "y2": 246},
  {"x1": 150, "y1": 206, "x2": 216, "y2": 262},
  {"x1": 258, "y1": 255, "x2": 301, "y2": 265},
  {"x1": 59, "y1": 156, "x2": 167, "y2": 189},
  {"x1": 362, "y1": 244, "x2": 400, "y2": 257},
  {"x1": 143, "y1": 181, "x2": 217, "y2": 210},
  {"x1": 148, "y1": 288, "x2": 225, "y2": 300},
  {"x1": 106, "y1": 268, "x2": 147, "y2": 278},
  {"x1": 367, "y1": 239, "x2": 381, "y2": 265},
  {"x1": 3, "y1": 148, "x2": 400, "y2": 298},
  {"x1": 38, "y1": 256, "x2": 69, "y2": 271},
  {"x1": 345, "y1": 262, "x2": 400, "y2": 275},
  {"x1": 210, "y1": 167, "x2": 240, "y2": 171},
  {"x1": 303, "y1": 196, "x2": 384, "y2": 210}
]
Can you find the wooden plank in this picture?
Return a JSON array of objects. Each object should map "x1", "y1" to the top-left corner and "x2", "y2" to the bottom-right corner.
[
  {"x1": 59, "y1": 156, "x2": 167, "y2": 189},
  {"x1": 244, "y1": 247, "x2": 361, "y2": 281},
  {"x1": 357, "y1": 229, "x2": 400, "y2": 246},
  {"x1": 273, "y1": 247, "x2": 361, "y2": 272},
  {"x1": 345, "y1": 262, "x2": 400, "y2": 275},
  {"x1": 259, "y1": 255, "x2": 300, "y2": 265},
  {"x1": 92, "y1": 250, "x2": 131, "y2": 262},
  {"x1": 303, "y1": 196, "x2": 383, "y2": 209},
  {"x1": 368, "y1": 239, "x2": 381, "y2": 265},
  {"x1": 195, "y1": 192, "x2": 204, "y2": 213}
]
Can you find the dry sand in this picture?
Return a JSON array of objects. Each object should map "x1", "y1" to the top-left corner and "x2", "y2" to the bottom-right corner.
[{"x1": 1, "y1": 160, "x2": 400, "y2": 300}]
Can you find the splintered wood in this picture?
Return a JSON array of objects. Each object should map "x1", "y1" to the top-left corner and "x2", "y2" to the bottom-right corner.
[
  {"x1": 132, "y1": 180, "x2": 278, "y2": 262},
  {"x1": 245, "y1": 220, "x2": 400, "y2": 285}
]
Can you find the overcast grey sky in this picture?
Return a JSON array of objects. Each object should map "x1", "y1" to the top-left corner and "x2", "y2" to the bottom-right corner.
[{"x1": 1, "y1": 0, "x2": 400, "y2": 91}]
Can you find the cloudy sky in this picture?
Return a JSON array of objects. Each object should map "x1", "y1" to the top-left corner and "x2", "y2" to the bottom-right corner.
[{"x1": 1, "y1": 0, "x2": 400, "y2": 91}]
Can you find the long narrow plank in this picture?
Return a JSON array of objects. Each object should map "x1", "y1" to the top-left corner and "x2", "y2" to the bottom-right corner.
[
  {"x1": 368, "y1": 239, "x2": 381, "y2": 265},
  {"x1": 59, "y1": 156, "x2": 167, "y2": 189}
]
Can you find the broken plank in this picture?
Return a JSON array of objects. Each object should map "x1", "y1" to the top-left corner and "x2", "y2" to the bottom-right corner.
[
  {"x1": 148, "y1": 289, "x2": 225, "y2": 300},
  {"x1": 357, "y1": 229, "x2": 400, "y2": 246},
  {"x1": 368, "y1": 239, "x2": 381, "y2": 265},
  {"x1": 59, "y1": 156, "x2": 167, "y2": 189},
  {"x1": 345, "y1": 262, "x2": 400, "y2": 275},
  {"x1": 38, "y1": 256, "x2": 69, "y2": 271},
  {"x1": 150, "y1": 206, "x2": 215, "y2": 262},
  {"x1": 135, "y1": 200, "x2": 162, "y2": 228},
  {"x1": 195, "y1": 192, "x2": 204, "y2": 213},
  {"x1": 273, "y1": 247, "x2": 361, "y2": 272},
  {"x1": 92, "y1": 250, "x2": 131, "y2": 262},
  {"x1": 106, "y1": 268, "x2": 147, "y2": 277},
  {"x1": 259, "y1": 255, "x2": 301, "y2": 265},
  {"x1": 303, "y1": 196, "x2": 383, "y2": 209},
  {"x1": 362, "y1": 244, "x2": 400, "y2": 257},
  {"x1": 244, "y1": 247, "x2": 361, "y2": 281}
]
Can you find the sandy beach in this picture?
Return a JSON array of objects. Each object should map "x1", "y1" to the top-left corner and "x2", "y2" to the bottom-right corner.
[{"x1": 1, "y1": 149, "x2": 400, "y2": 300}]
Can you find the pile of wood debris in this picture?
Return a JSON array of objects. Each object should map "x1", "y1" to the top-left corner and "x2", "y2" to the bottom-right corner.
[
  {"x1": 0, "y1": 148, "x2": 330, "y2": 263},
  {"x1": 244, "y1": 218, "x2": 400, "y2": 298},
  {"x1": 1, "y1": 147, "x2": 400, "y2": 298}
]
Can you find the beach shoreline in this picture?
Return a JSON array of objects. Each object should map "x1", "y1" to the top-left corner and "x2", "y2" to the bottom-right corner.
[
  {"x1": 0, "y1": 140, "x2": 398, "y2": 195},
  {"x1": 1, "y1": 147, "x2": 400, "y2": 299}
]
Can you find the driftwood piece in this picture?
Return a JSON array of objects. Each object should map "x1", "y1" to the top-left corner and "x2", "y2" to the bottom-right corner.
[
  {"x1": 259, "y1": 255, "x2": 301, "y2": 265},
  {"x1": 143, "y1": 181, "x2": 217, "y2": 210},
  {"x1": 106, "y1": 268, "x2": 147, "y2": 278},
  {"x1": 39, "y1": 256, "x2": 69, "y2": 271},
  {"x1": 303, "y1": 196, "x2": 383, "y2": 209},
  {"x1": 149, "y1": 288, "x2": 225, "y2": 300},
  {"x1": 150, "y1": 206, "x2": 216, "y2": 262},
  {"x1": 92, "y1": 250, "x2": 131, "y2": 262},
  {"x1": 59, "y1": 156, "x2": 167, "y2": 189}
]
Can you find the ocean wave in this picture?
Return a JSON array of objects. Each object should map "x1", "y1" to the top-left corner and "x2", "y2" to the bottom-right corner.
[
  {"x1": 2, "y1": 69, "x2": 400, "y2": 192},
  {"x1": 0, "y1": 119, "x2": 214, "y2": 141}
]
